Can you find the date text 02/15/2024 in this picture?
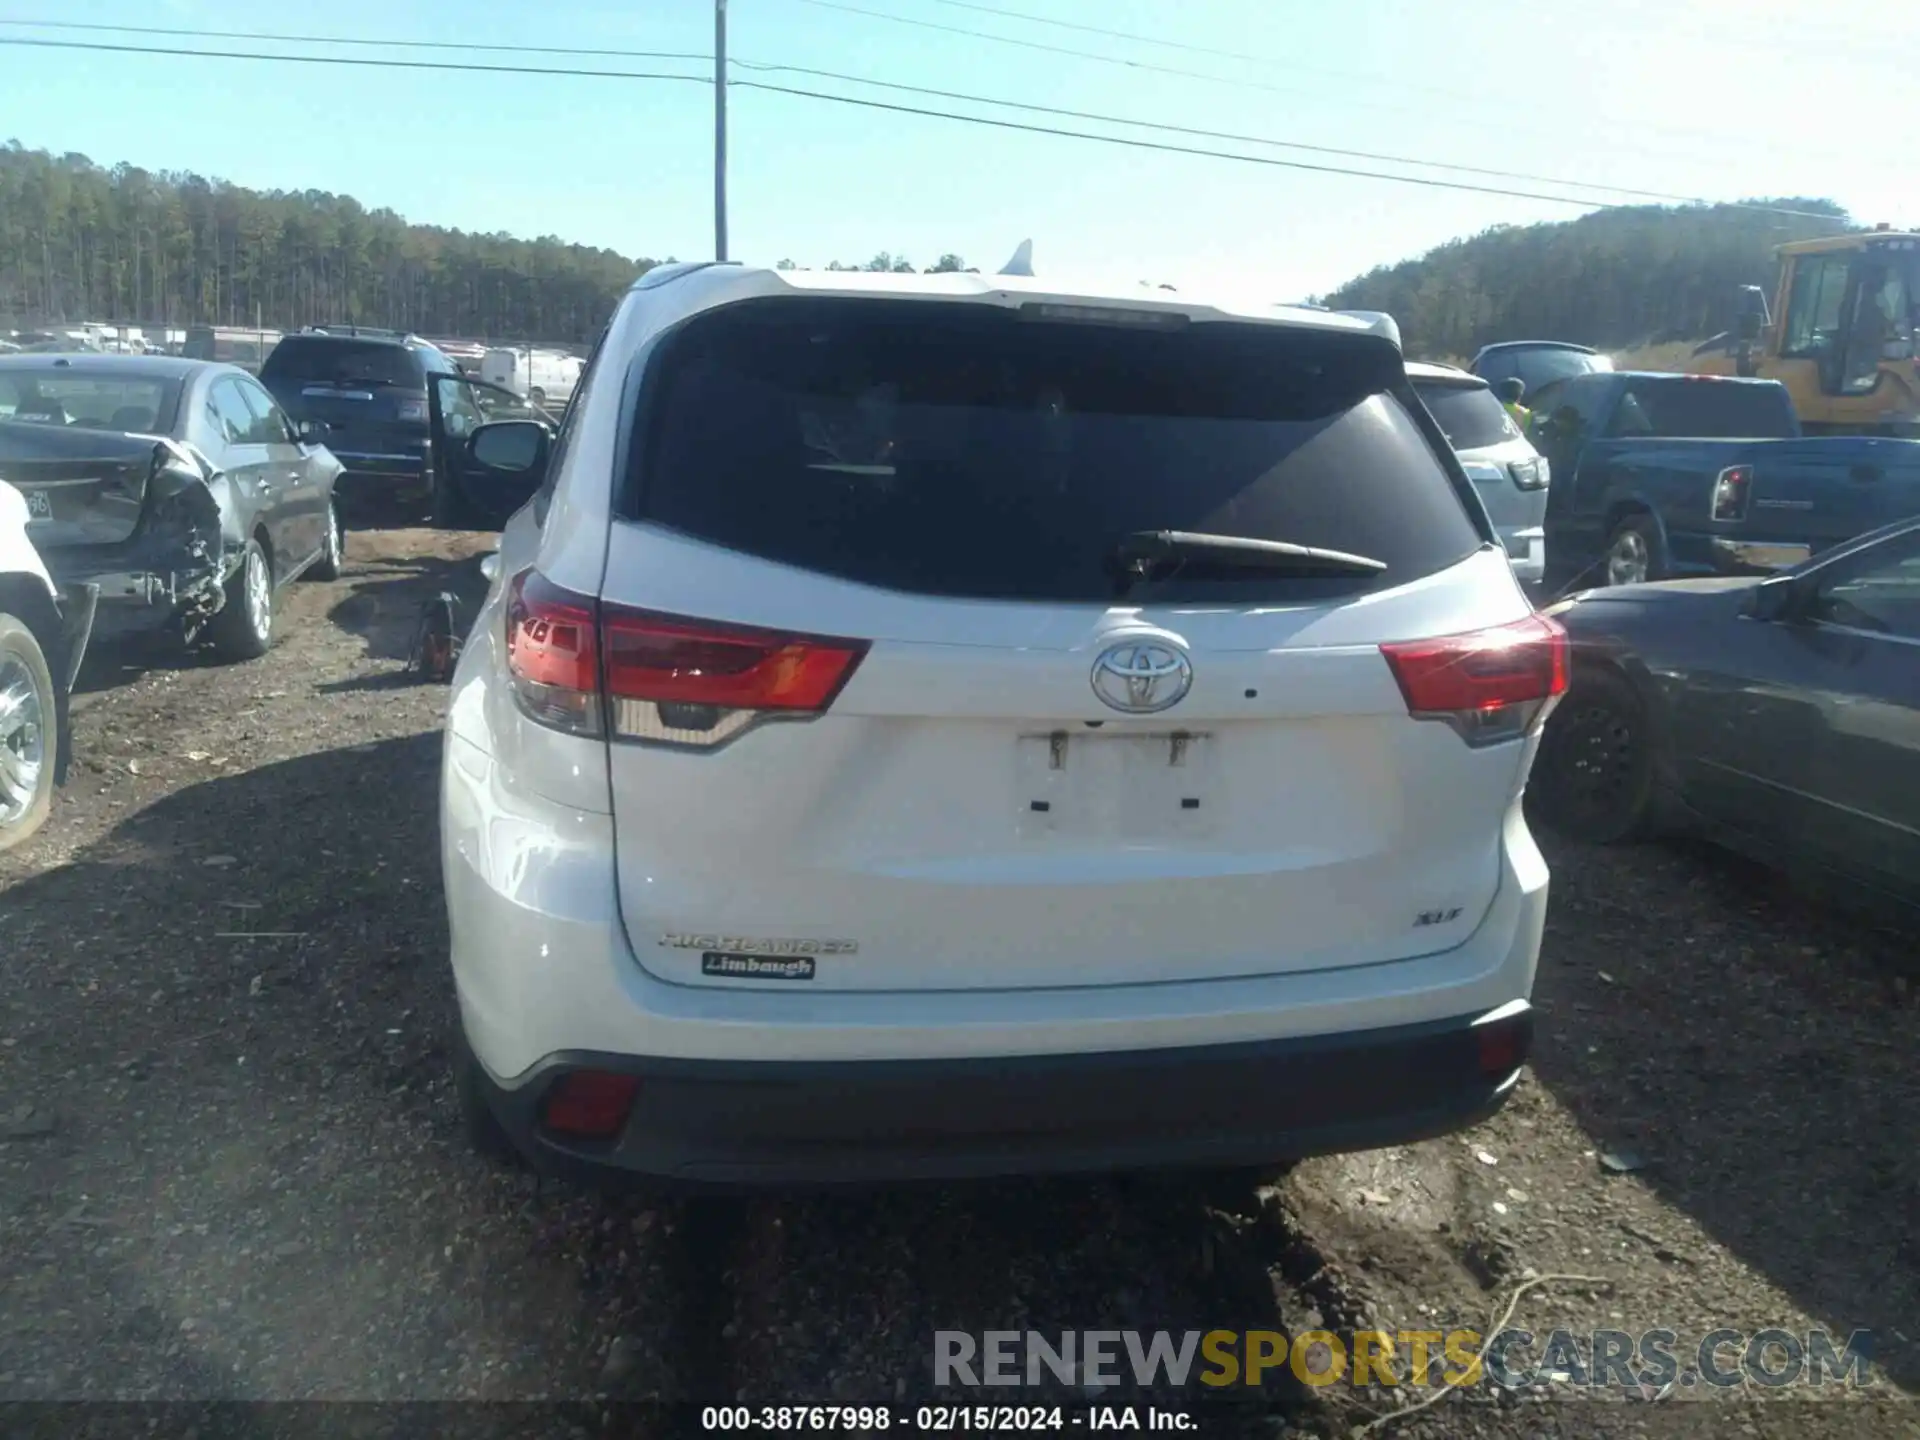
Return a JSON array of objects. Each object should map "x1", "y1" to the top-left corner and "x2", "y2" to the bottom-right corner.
[{"x1": 701, "y1": 1406, "x2": 1198, "y2": 1432}]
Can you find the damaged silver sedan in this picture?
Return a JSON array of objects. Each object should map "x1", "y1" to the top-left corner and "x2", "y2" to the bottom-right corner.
[{"x1": 0, "y1": 355, "x2": 344, "y2": 661}]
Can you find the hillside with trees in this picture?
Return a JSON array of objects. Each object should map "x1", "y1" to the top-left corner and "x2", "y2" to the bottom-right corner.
[
  {"x1": 0, "y1": 143, "x2": 973, "y2": 341},
  {"x1": 1318, "y1": 199, "x2": 1854, "y2": 361}
]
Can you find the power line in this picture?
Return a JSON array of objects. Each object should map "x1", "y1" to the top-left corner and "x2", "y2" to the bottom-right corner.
[
  {"x1": 727, "y1": 80, "x2": 1836, "y2": 217},
  {"x1": 794, "y1": 0, "x2": 1857, "y2": 174},
  {"x1": 14, "y1": 14, "x2": 1566, "y2": 192},
  {"x1": 0, "y1": 34, "x2": 711, "y2": 85},
  {"x1": 0, "y1": 21, "x2": 1852, "y2": 221},
  {"x1": 0, "y1": 33, "x2": 1849, "y2": 224},
  {"x1": 0, "y1": 11, "x2": 1859, "y2": 197},
  {"x1": 931, "y1": 0, "x2": 1401, "y2": 78},
  {"x1": 797, "y1": 0, "x2": 1350, "y2": 95},
  {"x1": 0, "y1": 16, "x2": 707, "y2": 64},
  {"x1": 729, "y1": 59, "x2": 1755, "y2": 210}
]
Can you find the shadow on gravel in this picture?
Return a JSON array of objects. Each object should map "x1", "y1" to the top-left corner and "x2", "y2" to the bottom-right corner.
[
  {"x1": 72, "y1": 629, "x2": 231, "y2": 697},
  {"x1": 2, "y1": 726, "x2": 1323, "y2": 1416},
  {"x1": 1529, "y1": 834, "x2": 1920, "y2": 1391},
  {"x1": 713, "y1": 1171, "x2": 1316, "y2": 1431},
  {"x1": 0, "y1": 733, "x2": 676, "y2": 1400},
  {"x1": 324, "y1": 551, "x2": 490, "y2": 666}
]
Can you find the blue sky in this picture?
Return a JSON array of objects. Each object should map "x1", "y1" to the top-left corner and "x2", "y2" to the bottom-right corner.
[{"x1": 0, "y1": 0, "x2": 1910, "y2": 298}]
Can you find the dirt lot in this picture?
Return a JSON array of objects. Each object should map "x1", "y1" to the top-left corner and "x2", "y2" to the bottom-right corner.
[{"x1": 1, "y1": 527, "x2": 1914, "y2": 1437}]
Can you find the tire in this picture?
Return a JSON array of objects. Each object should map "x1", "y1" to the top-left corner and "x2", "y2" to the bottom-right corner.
[
  {"x1": 0, "y1": 613, "x2": 56, "y2": 855},
  {"x1": 1601, "y1": 512, "x2": 1666, "y2": 587},
  {"x1": 206, "y1": 538, "x2": 274, "y2": 662},
  {"x1": 1528, "y1": 666, "x2": 1656, "y2": 843},
  {"x1": 528, "y1": 387, "x2": 546, "y2": 408},
  {"x1": 305, "y1": 501, "x2": 345, "y2": 582}
]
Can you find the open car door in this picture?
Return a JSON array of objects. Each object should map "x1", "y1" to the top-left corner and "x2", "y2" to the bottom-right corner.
[{"x1": 425, "y1": 374, "x2": 553, "y2": 530}]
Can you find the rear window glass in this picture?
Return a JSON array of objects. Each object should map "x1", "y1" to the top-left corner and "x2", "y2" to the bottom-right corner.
[
  {"x1": 1511, "y1": 349, "x2": 1608, "y2": 393},
  {"x1": 0, "y1": 370, "x2": 179, "y2": 433},
  {"x1": 1412, "y1": 380, "x2": 1520, "y2": 451},
  {"x1": 260, "y1": 338, "x2": 422, "y2": 387},
  {"x1": 628, "y1": 301, "x2": 1482, "y2": 602},
  {"x1": 1609, "y1": 380, "x2": 1795, "y2": 438}
]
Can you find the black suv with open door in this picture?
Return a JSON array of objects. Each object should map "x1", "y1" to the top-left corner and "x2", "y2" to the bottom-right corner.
[{"x1": 261, "y1": 328, "x2": 546, "y2": 521}]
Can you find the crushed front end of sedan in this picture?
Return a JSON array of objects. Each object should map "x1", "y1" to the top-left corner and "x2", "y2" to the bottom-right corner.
[{"x1": 0, "y1": 419, "x2": 246, "y2": 644}]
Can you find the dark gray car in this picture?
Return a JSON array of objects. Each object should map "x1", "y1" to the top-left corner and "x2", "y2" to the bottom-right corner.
[
  {"x1": 0, "y1": 354, "x2": 345, "y2": 662},
  {"x1": 1529, "y1": 515, "x2": 1920, "y2": 910}
]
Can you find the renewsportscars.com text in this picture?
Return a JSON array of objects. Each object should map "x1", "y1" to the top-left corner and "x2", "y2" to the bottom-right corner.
[{"x1": 934, "y1": 1327, "x2": 1876, "y2": 1391}]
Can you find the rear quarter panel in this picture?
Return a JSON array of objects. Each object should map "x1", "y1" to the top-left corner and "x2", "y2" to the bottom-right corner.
[
  {"x1": 0, "y1": 481, "x2": 55, "y2": 595},
  {"x1": 1548, "y1": 438, "x2": 1747, "y2": 586}
]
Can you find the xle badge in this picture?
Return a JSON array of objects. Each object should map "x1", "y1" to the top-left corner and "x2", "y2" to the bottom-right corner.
[{"x1": 701, "y1": 952, "x2": 817, "y2": 981}]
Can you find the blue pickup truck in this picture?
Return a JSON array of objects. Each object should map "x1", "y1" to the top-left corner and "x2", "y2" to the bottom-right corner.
[{"x1": 1531, "y1": 370, "x2": 1920, "y2": 593}]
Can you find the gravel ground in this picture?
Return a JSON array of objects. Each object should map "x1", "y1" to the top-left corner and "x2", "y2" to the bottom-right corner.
[{"x1": 1, "y1": 527, "x2": 1913, "y2": 1438}]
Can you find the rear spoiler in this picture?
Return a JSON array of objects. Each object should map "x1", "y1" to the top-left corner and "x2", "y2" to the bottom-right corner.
[
  {"x1": 0, "y1": 419, "x2": 213, "y2": 494},
  {"x1": 1275, "y1": 302, "x2": 1403, "y2": 348},
  {"x1": 1336, "y1": 310, "x2": 1402, "y2": 348}
]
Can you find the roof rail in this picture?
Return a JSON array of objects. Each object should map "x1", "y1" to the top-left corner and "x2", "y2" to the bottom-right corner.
[{"x1": 299, "y1": 324, "x2": 406, "y2": 340}]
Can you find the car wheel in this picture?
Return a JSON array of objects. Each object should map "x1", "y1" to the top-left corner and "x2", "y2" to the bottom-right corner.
[
  {"x1": 1529, "y1": 667, "x2": 1655, "y2": 843},
  {"x1": 0, "y1": 613, "x2": 56, "y2": 855},
  {"x1": 207, "y1": 538, "x2": 274, "y2": 662},
  {"x1": 306, "y1": 501, "x2": 345, "y2": 582},
  {"x1": 1602, "y1": 513, "x2": 1665, "y2": 587},
  {"x1": 529, "y1": 387, "x2": 546, "y2": 408}
]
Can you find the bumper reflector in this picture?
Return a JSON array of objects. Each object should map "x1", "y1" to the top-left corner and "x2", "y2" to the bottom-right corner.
[{"x1": 541, "y1": 1070, "x2": 641, "y2": 1140}]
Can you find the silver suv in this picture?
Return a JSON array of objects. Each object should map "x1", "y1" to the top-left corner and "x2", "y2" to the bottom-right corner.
[{"x1": 1409, "y1": 362, "x2": 1550, "y2": 585}]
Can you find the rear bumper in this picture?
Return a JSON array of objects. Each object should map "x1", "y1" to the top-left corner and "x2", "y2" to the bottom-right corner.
[
  {"x1": 43, "y1": 540, "x2": 234, "y2": 637},
  {"x1": 1668, "y1": 530, "x2": 1815, "y2": 576},
  {"x1": 469, "y1": 1006, "x2": 1531, "y2": 1186},
  {"x1": 330, "y1": 448, "x2": 433, "y2": 503},
  {"x1": 442, "y1": 723, "x2": 1550, "y2": 1185},
  {"x1": 1501, "y1": 526, "x2": 1546, "y2": 585}
]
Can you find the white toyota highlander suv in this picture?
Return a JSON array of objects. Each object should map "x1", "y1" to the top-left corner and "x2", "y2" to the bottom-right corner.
[{"x1": 438, "y1": 261, "x2": 1563, "y2": 1186}]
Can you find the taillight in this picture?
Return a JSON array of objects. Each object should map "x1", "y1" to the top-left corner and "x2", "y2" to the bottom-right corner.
[
  {"x1": 395, "y1": 396, "x2": 428, "y2": 423},
  {"x1": 1380, "y1": 614, "x2": 1568, "y2": 748},
  {"x1": 1711, "y1": 464, "x2": 1753, "y2": 522},
  {"x1": 1508, "y1": 456, "x2": 1550, "y2": 491},
  {"x1": 503, "y1": 569, "x2": 869, "y2": 748},
  {"x1": 602, "y1": 609, "x2": 869, "y2": 746},
  {"x1": 506, "y1": 570, "x2": 601, "y2": 735}
]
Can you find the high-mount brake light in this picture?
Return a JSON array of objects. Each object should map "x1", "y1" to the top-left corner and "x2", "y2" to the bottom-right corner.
[
  {"x1": 503, "y1": 570, "x2": 869, "y2": 747},
  {"x1": 1018, "y1": 302, "x2": 1189, "y2": 329},
  {"x1": 1380, "y1": 614, "x2": 1568, "y2": 748}
]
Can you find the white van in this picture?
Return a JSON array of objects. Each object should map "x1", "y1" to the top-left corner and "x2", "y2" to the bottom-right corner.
[{"x1": 480, "y1": 348, "x2": 581, "y2": 408}]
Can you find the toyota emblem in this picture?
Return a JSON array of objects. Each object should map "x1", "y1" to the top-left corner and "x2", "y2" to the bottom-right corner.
[{"x1": 1090, "y1": 640, "x2": 1193, "y2": 714}]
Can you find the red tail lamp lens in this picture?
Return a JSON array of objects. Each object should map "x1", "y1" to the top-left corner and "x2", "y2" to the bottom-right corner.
[{"x1": 541, "y1": 1070, "x2": 640, "y2": 1140}]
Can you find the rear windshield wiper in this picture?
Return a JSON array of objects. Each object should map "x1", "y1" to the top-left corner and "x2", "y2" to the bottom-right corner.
[{"x1": 1108, "y1": 529, "x2": 1387, "y2": 589}]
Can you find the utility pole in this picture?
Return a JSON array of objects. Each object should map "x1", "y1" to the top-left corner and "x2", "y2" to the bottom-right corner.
[{"x1": 714, "y1": 0, "x2": 729, "y2": 262}]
